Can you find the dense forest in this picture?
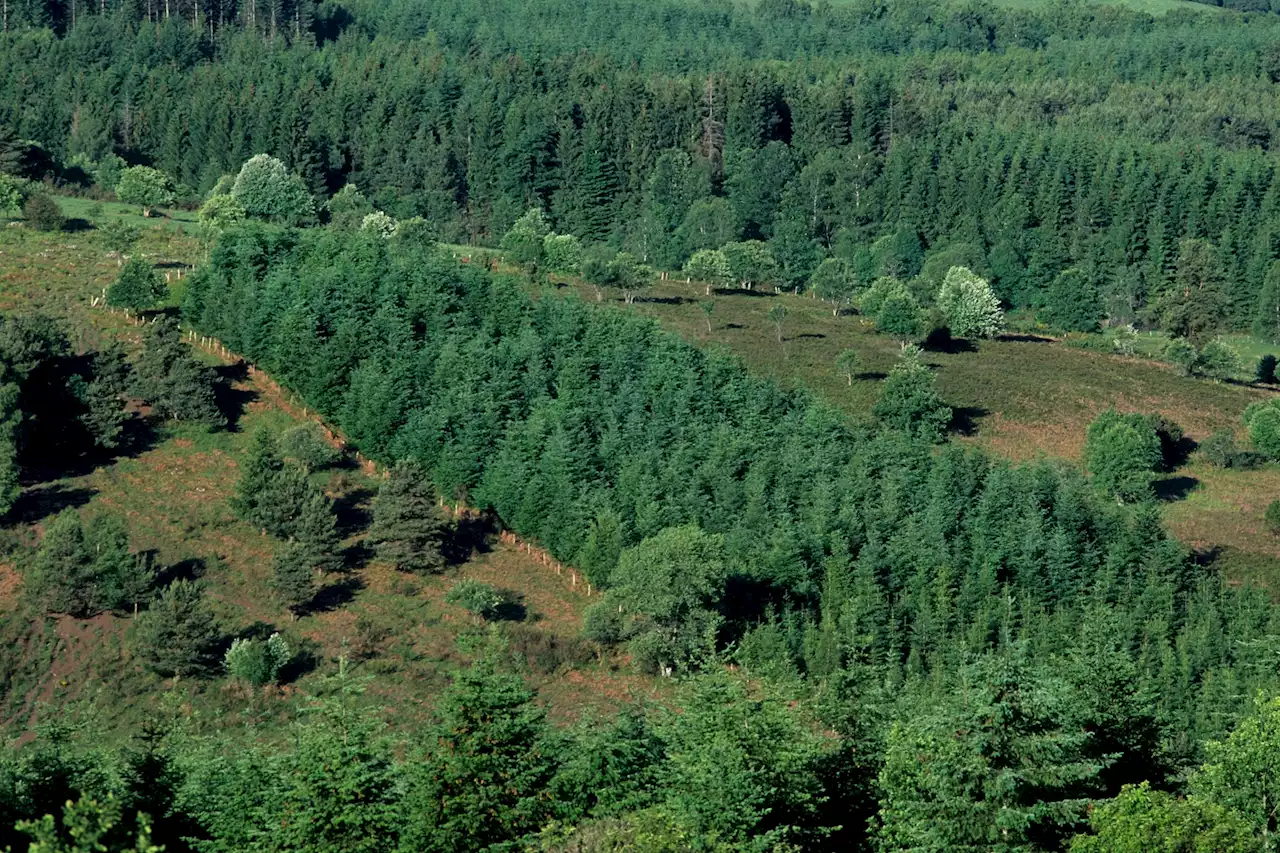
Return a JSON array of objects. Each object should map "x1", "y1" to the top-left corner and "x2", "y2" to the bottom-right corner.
[{"x1": 5, "y1": 0, "x2": 1280, "y2": 850}]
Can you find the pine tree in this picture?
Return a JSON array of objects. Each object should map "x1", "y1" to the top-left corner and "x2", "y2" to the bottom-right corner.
[
  {"x1": 80, "y1": 346, "x2": 131, "y2": 450},
  {"x1": 31, "y1": 508, "x2": 101, "y2": 617},
  {"x1": 402, "y1": 653, "x2": 553, "y2": 851},
  {"x1": 367, "y1": 459, "x2": 447, "y2": 574},
  {"x1": 272, "y1": 540, "x2": 315, "y2": 618},
  {"x1": 132, "y1": 580, "x2": 221, "y2": 678},
  {"x1": 232, "y1": 429, "x2": 283, "y2": 529},
  {"x1": 294, "y1": 487, "x2": 343, "y2": 575}
]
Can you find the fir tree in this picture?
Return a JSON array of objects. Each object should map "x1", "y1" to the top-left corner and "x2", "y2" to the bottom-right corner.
[
  {"x1": 272, "y1": 540, "x2": 315, "y2": 618},
  {"x1": 132, "y1": 580, "x2": 221, "y2": 678},
  {"x1": 367, "y1": 459, "x2": 447, "y2": 574}
]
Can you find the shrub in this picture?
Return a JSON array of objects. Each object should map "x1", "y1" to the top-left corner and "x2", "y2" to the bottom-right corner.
[
  {"x1": 224, "y1": 633, "x2": 291, "y2": 687},
  {"x1": 1197, "y1": 339, "x2": 1242, "y2": 381},
  {"x1": 106, "y1": 259, "x2": 167, "y2": 311},
  {"x1": 23, "y1": 193, "x2": 64, "y2": 231},
  {"x1": 360, "y1": 210, "x2": 397, "y2": 239},
  {"x1": 583, "y1": 601, "x2": 625, "y2": 646},
  {"x1": 936, "y1": 266, "x2": 1004, "y2": 339},
  {"x1": 1257, "y1": 354, "x2": 1278, "y2": 385},
  {"x1": 873, "y1": 348, "x2": 952, "y2": 442},
  {"x1": 279, "y1": 423, "x2": 339, "y2": 470},
  {"x1": 231, "y1": 154, "x2": 314, "y2": 223},
  {"x1": 445, "y1": 579, "x2": 505, "y2": 620},
  {"x1": 1248, "y1": 403, "x2": 1280, "y2": 460},
  {"x1": 1084, "y1": 409, "x2": 1163, "y2": 502},
  {"x1": 116, "y1": 166, "x2": 175, "y2": 215},
  {"x1": 1200, "y1": 430, "x2": 1241, "y2": 469},
  {"x1": 1267, "y1": 500, "x2": 1280, "y2": 535},
  {"x1": 1165, "y1": 338, "x2": 1199, "y2": 376}
]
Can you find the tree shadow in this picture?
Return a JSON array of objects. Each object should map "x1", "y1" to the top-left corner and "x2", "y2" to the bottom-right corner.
[
  {"x1": 154, "y1": 556, "x2": 206, "y2": 587},
  {"x1": 923, "y1": 327, "x2": 978, "y2": 354},
  {"x1": 492, "y1": 588, "x2": 528, "y2": 622},
  {"x1": 278, "y1": 640, "x2": 320, "y2": 685},
  {"x1": 855, "y1": 371, "x2": 888, "y2": 381},
  {"x1": 309, "y1": 575, "x2": 364, "y2": 613},
  {"x1": 62, "y1": 218, "x2": 94, "y2": 233},
  {"x1": 794, "y1": 332, "x2": 826, "y2": 340},
  {"x1": 641, "y1": 295, "x2": 691, "y2": 306},
  {"x1": 341, "y1": 540, "x2": 374, "y2": 572},
  {"x1": 332, "y1": 486, "x2": 375, "y2": 536},
  {"x1": 949, "y1": 406, "x2": 990, "y2": 437},
  {"x1": 212, "y1": 362, "x2": 256, "y2": 431},
  {"x1": 1153, "y1": 475, "x2": 1200, "y2": 502},
  {"x1": 712, "y1": 288, "x2": 775, "y2": 298},
  {"x1": 443, "y1": 513, "x2": 497, "y2": 566},
  {"x1": 725, "y1": 323, "x2": 746, "y2": 330},
  {"x1": 8, "y1": 483, "x2": 95, "y2": 524},
  {"x1": 998, "y1": 333, "x2": 1056, "y2": 343}
]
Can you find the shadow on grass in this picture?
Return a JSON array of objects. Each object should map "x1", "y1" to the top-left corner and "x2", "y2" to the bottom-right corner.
[
  {"x1": 154, "y1": 556, "x2": 206, "y2": 587},
  {"x1": 711, "y1": 287, "x2": 776, "y2": 298},
  {"x1": 643, "y1": 295, "x2": 692, "y2": 306},
  {"x1": 63, "y1": 218, "x2": 94, "y2": 233},
  {"x1": 724, "y1": 322, "x2": 746, "y2": 330},
  {"x1": 794, "y1": 332, "x2": 826, "y2": 340},
  {"x1": 998, "y1": 333, "x2": 1056, "y2": 343},
  {"x1": 949, "y1": 406, "x2": 990, "y2": 437},
  {"x1": 9, "y1": 483, "x2": 95, "y2": 524},
  {"x1": 333, "y1": 486, "x2": 375, "y2": 536},
  {"x1": 444, "y1": 513, "x2": 497, "y2": 566},
  {"x1": 923, "y1": 328, "x2": 978, "y2": 354},
  {"x1": 493, "y1": 589, "x2": 528, "y2": 622},
  {"x1": 1153, "y1": 475, "x2": 1200, "y2": 502},
  {"x1": 855, "y1": 371, "x2": 888, "y2": 381},
  {"x1": 309, "y1": 575, "x2": 364, "y2": 613},
  {"x1": 213, "y1": 362, "x2": 257, "y2": 431}
]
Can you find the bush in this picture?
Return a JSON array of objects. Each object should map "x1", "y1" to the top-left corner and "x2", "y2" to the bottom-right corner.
[
  {"x1": 1200, "y1": 430, "x2": 1241, "y2": 469},
  {"x1": 1257, "y1": 354, "x2": 1278, "y2": 385},
  {"x1": 873, "y1": 348, "x2": 952, "y2": 442},
  {"x1": 1165, "y1": 338, "x2": 1199, "y2": 376},
  {"x1": 106, "y1": 258, "x2": 167, "y2": 311},
  {"x1": 1143, "y1": 414, "x2": 1187, "y2": 470},
  {"x1": 224, "y1": 633, "x2": 291, "y2": 687},
  {"x1": 23, "y1": 193, "x2": 64, "y2": 231},
  {"x1": 280, "y1": 423, "x2": 339, "y2": 470},
  {"x1": 1267, "y1": 500, "x2": 1280, "y2": 535},
  {"x1": 1248, "y1": 403, "x2": 1280, "y2": 460},
  {"x1": 583, "y1": 601, "x2": 625, "y2": 646},
  {"x1": 1084, "y1": 409, "x2": 1163, "y2": 502},
  {"x1": 445, "y1": 579, "x2": 505, "y2": 620},
  {"x1": 1197, "y1": 339, "x2": 1243, "y2": 381}
]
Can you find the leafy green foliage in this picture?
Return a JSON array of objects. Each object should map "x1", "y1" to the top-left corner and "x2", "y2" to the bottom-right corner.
[
  {"x1": 106, "y1": 259, "x2": 167, "y2": 311},
  {"x1": 224, "y1": 632, "x2": 291, "y2": 687},
  {"x1": 444, "y1": 578, "x2": 504, "y2": 620},
  {"x1": 1256, "y1": 354, "x2": 1278, "y2": 385},
  {"x1": 810, "y1": 257, "x2": 858, "y2": 315},
  {"x1": 115, "y1": 166, "x2": 174, "y2": 214},
  {"x1": 1045, "y1": 267, "x2": 1102, "y2": 333},
  {"x1": 231, "y1": 154, "x2": 314, "y2": 224},
  {"x1": 23, "y1": 193, "x2": 64, "y2": 232},
  {"x1": 835, "y1": 348, "x2": 859, "y2": 385},
  {"x1": 1084, "y1": 409, "x2": 1163, "y2": 501},
  {"x1": 1070, "y1": 783, "x2": 1255, "y2": 853},
  {"x1": 15, "y1": 795, "x2": 161, "y2": 853},
  {"x1": 500, "y1": 208, "x2": 551, "y2": 266},
  {"x1": 279, "y1": 423, "x2": 339, "y2": 470},
  {"x1": 1246, "y1": 400, "x2": 1280, "y2": 460},
  {"x1": 936, "y1": 265, "x2": 1003, "y2": 340},
  {"x1": 683, "y1": 249, "x2": 731, "y2": 293},
  {"x1": 1191, "y1": 695, "x2": 1280, "y2": 850},
  {"x1": 873, "y1": 348, "x2": 951, "y2": 442}
]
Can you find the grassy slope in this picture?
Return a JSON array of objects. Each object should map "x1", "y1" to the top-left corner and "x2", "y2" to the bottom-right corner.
[{"x1": 0, "y1": 214, "x2": 651, "y2": 741}]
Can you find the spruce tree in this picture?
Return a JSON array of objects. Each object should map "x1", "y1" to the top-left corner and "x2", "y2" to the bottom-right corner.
[
  {"x1": 132, "y1": 580, "x2": 221, "y2": 677},
  {"x1": 367, "y1": 459, "x2": 447, "y2": 574},
  {"x1": 31, "y1": 508, "x2": 101, "y2": 617},
  {"x1": 272, "y1": 540, "x2": 316, "y2": 618},
  {"x1": 294, "y1": 488, "x2": 344, "y2": 575},
  {"x1": 402, "y1": 654, "x2": 553, "y2": 851},
  {"x1": 232, "y1": 429, "x2": 284, "y2": 530}
]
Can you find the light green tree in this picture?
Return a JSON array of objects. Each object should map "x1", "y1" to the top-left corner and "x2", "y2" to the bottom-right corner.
[
  {"x1": 1192, "y1": 694, "x2": 1280, "y2": 850},
  {"x1": 684, "y1": 248, "x2": 731, "y2": 296},
  {"x1": 231, "y1": 154, "x2": 315, "y2": 223},
  {"x1": 116, "y1": 166, "x2": 174, "y2": 217},
  {"x1": 1070, "y1": 783, "x2": 1255, "y2": 853},
  {"x1": 937, "y1": 265, "x2": 1004, "y2": 340},
  {"x1": 106, "y1": 259, "x2": 167, "y2": 311},
  {"x1": 500, "y1": 207, "x2": 552, "y2": 267},
  {"x1": 1084, "y1": 409, "x2": 1163, "y2": 502},
  {"x1": 810, "y1": 257, "x2": 859, "y2": 316}
]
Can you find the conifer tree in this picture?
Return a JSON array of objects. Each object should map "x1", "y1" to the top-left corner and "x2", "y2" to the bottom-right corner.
[
  {"x1": 30, "y1": 508, "x2": 100, "y2": 617},
  {"x1": 367, "y1": 459, "x2": 447, "y2": 574},
  {"x1": 272, "y1": 540, "x2": 315, "y2": 618},
  {"x1": 232, "y1": 429, "x2": 284, "y2": 530},
  {"x1": 293, "y1": 487, "x2": 343, "y2": 575},
  {"x1": 402, "y1": 653, "x2": 553, "y2": 851},
  {"x1": 80, "y1": 345, "x2": 131, "y2": 450},
  {"x1": 132, "y1": 580, "x2": 221, "y2": 678}
]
